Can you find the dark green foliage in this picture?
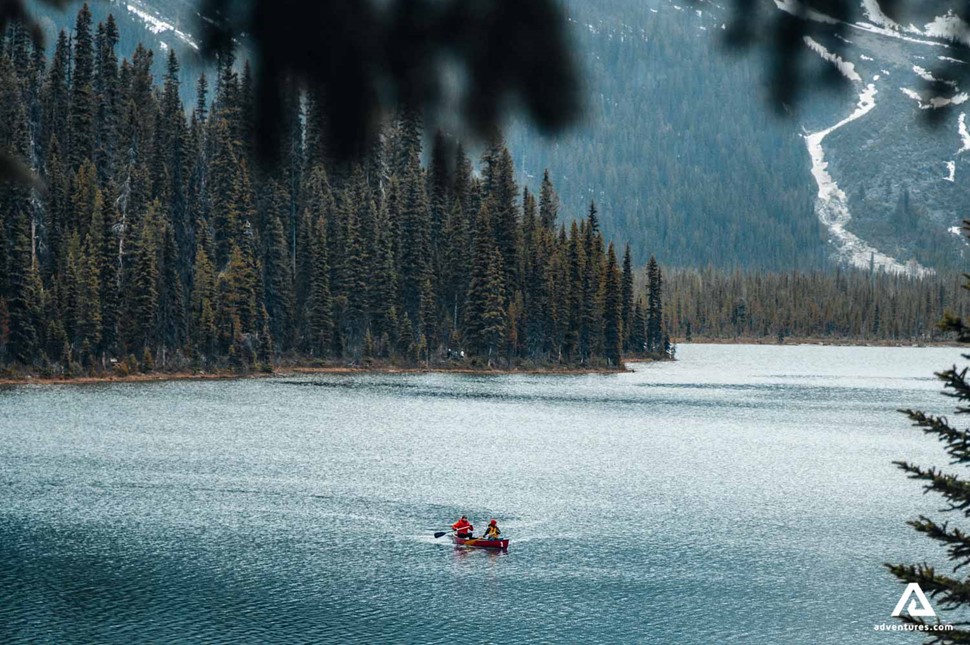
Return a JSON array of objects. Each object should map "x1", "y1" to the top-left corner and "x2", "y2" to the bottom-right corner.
[
  {"x1": 621, "y1": 245, "x2": 634, "y2": 352},
  {"x1": 6, "y1": 211, "x2": 41, "y2": 363},
  {"x1": 602, "y1": 243, "x2": 622, "y2": 366},
  {"x1": 887, "y1": 303, "x2": 970, "y2": 641},
  {"x1": 68, "y1": 4, "x2": 96, "y2": 171},
  {"x1": 0, "y1": 8, "x2": 663, "y2": 373},
  {"x1": 645, "y1": 256, "x2": 664, "y2": 355},
  {"x1": 664, "y1": 268, "x2": 970, "y2": 343}
]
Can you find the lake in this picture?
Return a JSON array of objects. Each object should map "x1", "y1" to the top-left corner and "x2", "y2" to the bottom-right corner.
[{"x1": 0, "y1": 344, "x2": 963, "y2": 643}]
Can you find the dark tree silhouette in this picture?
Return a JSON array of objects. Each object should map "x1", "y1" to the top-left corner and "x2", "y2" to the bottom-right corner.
[
  {"x1": 196, "y1": 0, "x2": 582, "y2": 163},
  {"x1": 889, "y1": 306, "x2": 970, "y2": 642}
]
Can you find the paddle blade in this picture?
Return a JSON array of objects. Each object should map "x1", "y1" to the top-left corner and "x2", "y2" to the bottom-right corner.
[{"x1": 434, "y1": 531, "x2": 448, "y2": 539}]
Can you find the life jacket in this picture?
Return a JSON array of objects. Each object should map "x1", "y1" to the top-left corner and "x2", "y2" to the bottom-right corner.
[
  {"x1": 484, "y1": 524, "x2": 501, "y2": 538},
  {"x1": 452, "y1": 518, "x2": 473, "y2": 535}
]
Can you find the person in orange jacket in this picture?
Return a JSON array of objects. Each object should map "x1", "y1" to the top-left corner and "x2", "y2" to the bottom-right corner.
[
  {"x1": 452, "y1": 515, "x2": 474, "y2": 538},
  {"x1": 483, "y1": 519, "x2": 501, "y2": 540}
]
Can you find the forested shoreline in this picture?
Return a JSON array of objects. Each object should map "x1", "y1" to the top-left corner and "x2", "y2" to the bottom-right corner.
[
  {"x1": 0, "y1": 6, "x2": 672, "y2": 380},
  {"x1": 662, "y1": 268, "x2": 969, "y2": 344}
]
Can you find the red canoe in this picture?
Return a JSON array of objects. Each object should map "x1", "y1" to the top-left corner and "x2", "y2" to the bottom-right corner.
[{"x1": 452, "y1": 535, "x2": 509, "y2": 550}]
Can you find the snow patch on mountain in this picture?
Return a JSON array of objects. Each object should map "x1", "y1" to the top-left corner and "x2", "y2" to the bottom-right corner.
[
  {"x1": 913, "y1": 65, "x2": 958, "y2": 86},
  {"x1": 900, "y1": 86, "x2": 969, "y2": 109},
  {"x1": 861, "y1": 0, "x2": 901, "y2": 31},
  {"x1": 804, "y1": 37, "x2": 862, "y2": 81},
  {"x1": 124, "y1": 2, "x2": 198, "y2": 50},
  {"x1": 804, "y1": 83, "x2": 932, "y2": 276},
  {"x1": 959, "y1": 113, "x2": 970, "y2": 152},
  {"x1": 945, "y1": 160, "x2": 956, "y2": 181},
  {"x1": 774, "y1": 0, "x2": 839, "y2": 25},
  {"x1": 922, "y1": 11, "x2": 970, "y2": 47}
]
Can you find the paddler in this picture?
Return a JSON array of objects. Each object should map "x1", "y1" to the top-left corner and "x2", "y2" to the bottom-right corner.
[
  {"x1": 483, "y1": 519, "x2": 501, "y2": 540},
  {"x1": 451, "y1": 515, "x2": 474, "y2": 538}
]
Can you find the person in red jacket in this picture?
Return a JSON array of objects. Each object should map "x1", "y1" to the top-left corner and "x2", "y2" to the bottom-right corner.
[{"x1": 451, "y1": 515, "x2": 474, "y2": 538}]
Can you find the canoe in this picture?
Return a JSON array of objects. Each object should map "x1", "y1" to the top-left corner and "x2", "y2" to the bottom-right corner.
[{"x1": 452, "y1": 535, "x2": 509, "y2": 550}]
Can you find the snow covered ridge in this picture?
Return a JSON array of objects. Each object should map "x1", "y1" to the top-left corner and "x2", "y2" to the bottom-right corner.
[
  {"x1": 803, "y1": 36, "x2": 861, "y2": 81},
  {"x1": 900, "y1": 86, "x2": 970, "y2": 109},
  {"x1": 121, "y1": 1, "x2": 199, "y2": 51}
]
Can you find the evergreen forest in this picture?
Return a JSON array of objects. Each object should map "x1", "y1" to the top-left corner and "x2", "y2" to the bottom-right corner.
[
  {"x1": 662, "y1": 268, "x2": 969, "y2": 343},
  {"x1": 0, "y1": 6, "x2": 671, "y2": 378}
]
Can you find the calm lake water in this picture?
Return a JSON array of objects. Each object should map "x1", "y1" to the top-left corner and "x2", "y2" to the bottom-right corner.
[{"x1": 0, "y1": 344, "x2": 965, "y2": 643}]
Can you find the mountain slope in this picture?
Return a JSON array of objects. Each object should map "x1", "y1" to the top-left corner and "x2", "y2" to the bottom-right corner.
[{"x1": 27, "y1": 0, "x2": 970, "y2": 272}]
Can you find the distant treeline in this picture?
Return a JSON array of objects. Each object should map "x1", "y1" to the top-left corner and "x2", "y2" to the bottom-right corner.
[
  {"x1": 0, "y1": 6, "x2": 671, "y2": 377},
  {"x1": 662, "y1": 268, "x2": 970, "y2": 342}
]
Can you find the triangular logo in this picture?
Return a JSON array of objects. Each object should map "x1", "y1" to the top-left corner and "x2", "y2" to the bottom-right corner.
[{"x1": 891, "y1": 583, "x2": 936, "y2": 618}]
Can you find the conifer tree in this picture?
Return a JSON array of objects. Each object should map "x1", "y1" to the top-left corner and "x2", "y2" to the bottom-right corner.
[
  {"x1": 191, "y1": 241, "x2": 217, "y2": 356},
  {"x1": 646, "y1": 255, "x2": 664, "y2": 354},
  {"x1": 889, "y1": 312, "x2": 970, "y2": 641},
  {"x1": 464, "y1": 206, "x2": 506, "y2": 363},
  {"x1": 6, "y1": 210, "x2": 41, "y2": 363},
  {"x1": 631, "y1": 298, "x2": 647, "y2": 353},
  {"x1": 128, "y1": 201, "x2": 160, "y2": 352},
  {"x1": 263, "y1": 214, "x2": 294, "y2": 349},
  {"x1": 441, "y1": 199, "x2": 470, "y2": 327},
  {"x1": 158, "y1": 222, "x2": 186, "y2": 356},
  {"x1": 539, "y1": 169, "x2": 559, "y2": 230},
  {"x1": 621, "y1": 244, "x2": 634, "y2": 351},
  {"x1": 482, "y1": 142, "x2": 519, "y2": 297},
  {"x1": 93, "y1": 14, "x2": 119, "y2": 181},
  {"x1": 603, "y1": 243, "x2": 623, "y2": 366},
  {"x1": 68, "y1": 4, "x2": 96, "y2": 170},
  {"x1": 303, "y1": 216, "x2": 333, "y2": 356},
  {"x1": 41, "y1": 31, "x2": 70, "y2": 160},
  {"x1": 399, "y1": 155, "x2": 432, "y2": 323}
]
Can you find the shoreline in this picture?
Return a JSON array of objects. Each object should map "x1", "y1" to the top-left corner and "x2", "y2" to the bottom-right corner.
[
  {"x1": 674, "y1": 337, "x2": 961, "y2": 348},
  {"x1": 0, "y1": 362, "x2": 631, "y2": 387},
  {"x1": 0, "y1": 338, "x2": 957, "y2": 386}
]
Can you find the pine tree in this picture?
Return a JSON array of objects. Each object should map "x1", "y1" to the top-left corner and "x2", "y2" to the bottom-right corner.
[
  {"x1": 303, "y1": 216, "x2": 333, "y2": 356},
  {"x1": 621, "y1": 244, "x2": 635, "y2": 351},
  {"x1": 482, "y1": 142, "x2": 519, "y2": 297},
  {"x1": 158, "y1": 222, "x2": 186, "y2": 355},
  {"x1": 128, "y1": 201, "x2": 160, "y2": 352},
  {"x1": 889, "y1": 312, "x2": 970, "y2": 640},
  {"x1": 93, "y1": 14, "x2": 120, "y2": 181},
  {"x1": 646, "y1": 256, "x2": 664, "y2": 355},
  {"x1": 6, "y1": 211, "x2": 42, "y2": 363},
  {"x1": 539, "y1": 169, "x2": 559, "y2": 230},
  {"x1": 190, "y1": 242, "x2": 217, "y2": 357},
  {"x1": 264, "y1": 214, "x2": 294, "y2": 350},
  {"x1": 399, "y1": 155, "x2": 432, "y2": 323},
  {"x1": 631, "y1": 298, "x2": 647, "y2": 353},
  {"x1": 464, "y1": 206, "x2": 506, "y2": 363},
  {"x1": 441, "y1": 199, "x2": 470, "y2": 327},
  {"x1": 41, "y1": 31, "x2": 70, "y2": 161},
  {"x1": 76, "y1": 196, "x2": 104, "y2": 360},
  {"x1": 602, "y1": 243, "x2": 623, "y2": 366},
  {"x1": 68, "y1": 3, "x2": 96, "y2": 170}
]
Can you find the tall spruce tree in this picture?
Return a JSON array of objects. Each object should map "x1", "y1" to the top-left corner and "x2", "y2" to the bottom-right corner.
[
  {"x1": 646, "y1": 256, "x2": 664, "y2": 355},
  {"x1": 602, "y1": 243, "x2": 623, "y2": 366},
  {"x1": 621, "y1": 245, "x2": 634, "y2": 351},
  {"x1": 464, "y1": 206, "x2": 506, "y2": 364}
]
